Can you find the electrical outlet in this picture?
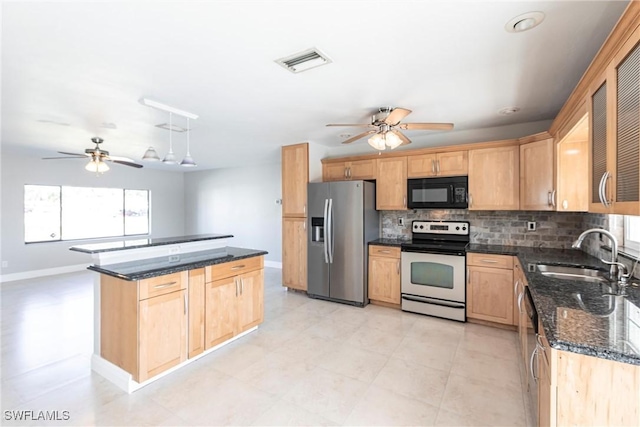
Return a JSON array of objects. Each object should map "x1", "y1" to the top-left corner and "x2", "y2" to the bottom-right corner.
[
  {"x1": 527, "y1": 221, "x2": 537, "y2": 231},
  {"x1": 398, "y1": 217, "x2": 405, "y2": 227},
  {"x1": 169, "y1": 246, "x2": 181, "y2": 254}
]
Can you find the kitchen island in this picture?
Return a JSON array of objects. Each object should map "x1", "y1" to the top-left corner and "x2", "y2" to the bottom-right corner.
[{"x1": 71, "y1": 235, "x2": 268, "y2": 393}]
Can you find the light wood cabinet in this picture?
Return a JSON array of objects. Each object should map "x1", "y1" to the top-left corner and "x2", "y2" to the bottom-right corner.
[
  {"x1": 205, "y1": 258, "x2": 264, "y2": 350},
  {"x1": 466, "y1": 253, "x2": 514, "y2": 325},
  {"x1": 188, "y1": 269, "x2": 205, "y2": 358},
  {"x1": 407, "y1": 151, "x2": 468, "y2": 178},
  {"x1": 282, "y1": 143, "x2": 309, "y2": 217},
  {"x1": 556, "y1": 115, "x2": 589, "y2": 211},
  {"x1": 282, "y1": 217, "x2": 307, "y2": 291},
  {"x1": 323, "y1": 159, "x2": 376, "y2": 181},
  {"x1": 139, "y1": 289, "x2": 187, "y2": 382},
  {"x1": 100, "y1": 270, "x2": 188, "y2": 383},
  {"x1": 376, "y1": 157, "x2": 407, "y2": 210},
  {"x1": 368, "y1": 245, "x2": 401, "y2": 305},
  {"x1": 520, "y1": 139, "x2": 555, "y2": 211},
  {"x1": 468, "y1": 146, "x2": 519, "y2": 210}
]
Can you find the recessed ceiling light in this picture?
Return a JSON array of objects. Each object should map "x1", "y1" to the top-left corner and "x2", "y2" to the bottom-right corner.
[
  {"x1": 498, "y1": 106, "x2": 521, "y2": 115},
  {"x1": 505, "y1": 12, "x2": 545, "y2": 33}
]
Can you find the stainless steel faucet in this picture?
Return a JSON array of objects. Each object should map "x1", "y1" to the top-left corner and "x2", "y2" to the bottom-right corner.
[{"x1": 571, "y1": 228, "x2": 621, "y2": 279}]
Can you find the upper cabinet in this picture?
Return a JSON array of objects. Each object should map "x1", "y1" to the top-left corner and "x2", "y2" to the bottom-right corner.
[
  {"x1": 376, "y1": 157, "x2": 407, "y2": 210},
  {"x1": 520, "y1": 138, "x2": 555, "y2": 211},
  {"x1": 407, "y1": 150, "x2": 468, "y2": 178},
  {"x1": 468, "y1": 146, "x2": 519, "y2": 210},
  {"x1": 589, "y1": 26, "x2": 640, "y2": 214},
  {"x1": 282, "y1": 143, "x2": 309, "y2": 217},
  {"x1": 323, "y1": 159, "x2": 376, "y2": 181},
  {"x1": 557, "y1": 114, "x2": 589, "y2": 212}
]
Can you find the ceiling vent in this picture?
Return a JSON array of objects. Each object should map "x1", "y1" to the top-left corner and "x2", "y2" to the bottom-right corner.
[{"x1": 275, "y1": 47, "x2": 332, "y2": 73}]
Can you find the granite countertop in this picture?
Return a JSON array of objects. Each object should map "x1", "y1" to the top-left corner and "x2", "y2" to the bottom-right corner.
[
  {"x1": 369, "y1": 238, "x2": 411, "y2": 247},
  {"x1": 468, "y1": 244, "x2": 640, "y2": 366},
  {"x1": 70, "y1": 234, "x2": 233, "y2": 254},
  {"x1": 88, "y1": 246, "x2": 267, "y2": 280}
]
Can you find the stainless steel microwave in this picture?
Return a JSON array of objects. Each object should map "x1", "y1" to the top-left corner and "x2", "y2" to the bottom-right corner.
[{"x1": 407, "y1": 176, "x2": 468, "y2": 209}]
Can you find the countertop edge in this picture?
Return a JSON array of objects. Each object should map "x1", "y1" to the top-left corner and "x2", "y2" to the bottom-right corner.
[{"x1": 70, "y1": 234, "x2": 234, "y2": 254}]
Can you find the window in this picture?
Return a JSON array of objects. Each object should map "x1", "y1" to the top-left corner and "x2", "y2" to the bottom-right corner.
[
  {"x1": 24, "y1": 185, "x2": 149, "y2": 243},
  {"x1": 624, "y1": 215, "x2": 640, "y2": 251}
]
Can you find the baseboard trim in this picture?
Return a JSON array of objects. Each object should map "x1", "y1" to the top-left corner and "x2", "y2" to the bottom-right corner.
[
  {"x1": 264, "y1": 260, "x2": 282, "y2": 269},
  {"x1": 0, "y1": 264, "x2": 89, "y2": 283}
]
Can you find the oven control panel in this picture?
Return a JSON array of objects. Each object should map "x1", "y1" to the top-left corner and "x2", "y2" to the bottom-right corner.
[{"x1": 411, "y1": 221, "x2": 469, "y2": 236}]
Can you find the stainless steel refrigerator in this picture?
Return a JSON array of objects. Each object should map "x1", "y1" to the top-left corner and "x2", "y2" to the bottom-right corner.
[{"x1": 307, "y1": 180, "x2": 379, "y2": 307}]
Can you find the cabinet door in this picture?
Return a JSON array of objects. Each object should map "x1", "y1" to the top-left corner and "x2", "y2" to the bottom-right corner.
[
  {"x1": 538, "y1": 346, "x2": 554, "y2": 427},
  {"x1": 589, "y1": 80, "x2": 613, "y2": 213},
  {"x1": 324, "y1": 162, "x2": 348, "y2": 181},
  {"x1": 368, "y1": 255, "x2": 400, "y2": 304},
  {"x1": 376, "y1": 157, "x2": 408, "y2": 210},
  {"x1": 557, "y1": 116, "x2": 589, "y2": 212},
  {"x1": 467, "y1": 266, "x2": 514, "y2": 325},
  {"x1": 349, "y1": 159, "x2": 376, "y2": 180},
  {"x1": 237, "y1": 269, "x2": 264, "y2": 333},
  {"x1": 282, "y1": 217, "x2": 307, "y2": 291},
  {"x1": 138, "y1": 290, "x2": 187, "y2": 382},
  {"x1": 205, "y1": 278, "x2": 237, "y2": 349},
  {"x1": 520, "y1": 139, "x2": 555, "y2": 211},
  {"x1": 188, "y1": 269, "x2": 205, "y2": 359},
  {"x1": 436, "y1": 151, "x2": 468, "y2": 176},
  {"x1": 468, "y1": 146, "x2": 519, "y2": 210},
  {"x1": 282, "y1": 143, "x2": 309, "y2": 217},
  {"x1": 407, "y1": 154, "x2": 437, "y2": 178}
]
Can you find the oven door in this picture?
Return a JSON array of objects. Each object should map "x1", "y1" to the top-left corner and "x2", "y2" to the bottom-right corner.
[{"x1": 401, "y1": 251, "x2": 466, "y2": 303}]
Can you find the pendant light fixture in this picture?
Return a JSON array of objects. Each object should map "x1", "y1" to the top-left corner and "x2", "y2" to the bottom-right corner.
[
  {"x1": 162, "y1": 112, "x2": 177, "y2": 164},
  {"x1": 139, "y1": 98, "x2": 199, "y2": 167},
  {"x1": 180, "y1": 118, "x2": 196, "y2": 167}
]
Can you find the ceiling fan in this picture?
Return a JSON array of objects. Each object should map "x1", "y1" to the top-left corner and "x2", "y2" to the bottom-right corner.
[
  {"x1": 327, "y1": 107, "x2": 454, "y2": 150},
  {"x1": 42, "y1": 137, "x2": 143, "y2": 172}
]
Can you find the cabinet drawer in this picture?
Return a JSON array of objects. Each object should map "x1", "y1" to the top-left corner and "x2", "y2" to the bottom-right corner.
[
  {"x1": 467, "y1": 253, "x2": 513, "y2": 269},
  {"x1": 206, "y1": 256, "x2": 263, "y2": 282},
  {"x1": 369, "y1": 245, "x2": 401, "y2": 258},
  {"x1": 139, "y1": 271, "x2": 187, "y2": 300}
]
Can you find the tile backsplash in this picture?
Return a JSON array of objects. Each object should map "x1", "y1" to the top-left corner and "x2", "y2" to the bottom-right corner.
[{"x1": 381, "y1": 210, "x2": 589, "y2": 249}]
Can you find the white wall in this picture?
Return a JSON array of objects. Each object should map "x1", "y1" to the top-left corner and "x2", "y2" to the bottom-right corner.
[
  {"x1": 184, "y1": 163, "x2": 282, "y2": 264},
  {"x1": 1, "y1": 151, "x2": 185, "y2": 275}
]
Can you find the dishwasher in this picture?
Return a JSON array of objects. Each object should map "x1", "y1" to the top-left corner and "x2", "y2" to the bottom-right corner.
[{"x1": 524, "y1": 286, "x2": 538, "y2": 426}]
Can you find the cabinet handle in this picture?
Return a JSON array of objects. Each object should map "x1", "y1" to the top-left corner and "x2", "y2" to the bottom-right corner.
[
  {"x1": 431, "y1": 159, "x2": 436, "y2": 174},
  {"x1": 235, "y1": 278, "x2": 239, "y2": 297},
  {"x1": 397, "y1": 261, "x2": 400, "y2": 274},
  {"x1": 348, "y1": 167, "x2": 352, "y2": 179},
  {"x1": 467, "y1": 268, "x2": 470, "y2": 284},
  {"x1": 231, "y1": 265, "x2": 245, "y2": 270},
  {"x1": 468, "y1": 193, "x2": 473, "y2": 208},
  {"x1": 303, "y1": 204, "x2": 306, "y2": 214},
  {"x1": 517, "y1": 290, "x2": 524, "y2": 313},
  {"x1": 530, "y1": 344, "x2": 539, "y2": 383},
  {"x1": 303, "y1": 221, "x2": 306, "y2": 230},
  {"x1": 379, "y1": 250, "x2": 391, "y2": 254},
  {"x1": 551, "y1": 190, "x2": 556, "y2": 208},
  {"x1": 344, "y1": 167, "x2": 348, "y2": 179},
  {"x1": 480, "y1": 259, "x2": 498, "y2": 264},
  {"x1": 547, "y1": 191, "x2": 553, "y2": 207},
  {"x1": 513, "y1": 279, "x2": 519, "y2": 295},
  {"x1": 153, "y1": 281, "x2": 177, "y2": 289},
  {"x1": 603, "y1": 171, "x2": 611, "y2": 208},
  {"x1": 436, "y1": 160, "x2": 441, "y2": 174}
]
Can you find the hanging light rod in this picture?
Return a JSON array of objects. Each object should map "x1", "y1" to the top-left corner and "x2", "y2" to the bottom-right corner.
[{"x1": 139, "y1": 98, "x2": 199, "y2": 120}]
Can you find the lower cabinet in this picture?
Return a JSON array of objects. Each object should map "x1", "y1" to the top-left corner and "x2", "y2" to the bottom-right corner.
[
  {"x1": 368, "y1": 245, "x2": 401, "y2": 305},
  {"x1": 205, "y1": 258, "x2": 264, "y2": 349},
  {"x1": 282, "y1": 217, "x2": 307, "y2": 291},
  {"x1": 100, "y1": 256, "x2": 264, "y2": 383},
  {"x1": 466, "y1": 253, "x2": 514, "y2": 325}
]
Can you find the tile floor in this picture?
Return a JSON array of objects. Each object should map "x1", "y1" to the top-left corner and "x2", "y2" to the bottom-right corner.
[{"x1": 1, "y1": 268, "x2": 531, "y2": 426}]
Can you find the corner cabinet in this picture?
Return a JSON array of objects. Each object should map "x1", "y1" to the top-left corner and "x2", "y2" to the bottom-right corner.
[
  {"x1": 368, "y1": 245, "x2": 401, "y2": 305},
  {"x1": 376, "y1": 157, "x2": 407, "y2": 210},
  {"x1": 589, "y1": 26, "x2": 640, "y2": 215},
  {"x1": 520, "y1": 138, "x2": 555, "y2": 211},
  {"x1": 468, "y1": 146, "x2": 519, "y2": 210},
  {"x1": 282, "y1": 143, "x2": 309, "y2": 291}
]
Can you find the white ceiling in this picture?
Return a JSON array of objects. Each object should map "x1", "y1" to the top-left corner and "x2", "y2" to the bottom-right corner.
[{"x1": 1, "y1": 1, "x2": 629, "y2": 171}]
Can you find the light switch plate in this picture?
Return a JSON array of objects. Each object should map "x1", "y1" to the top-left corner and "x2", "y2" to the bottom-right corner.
[{"x1": 527, "y1": 221, "x2": 536, "y2": 231}]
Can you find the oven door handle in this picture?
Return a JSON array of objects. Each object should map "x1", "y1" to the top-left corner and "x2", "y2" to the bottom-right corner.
[
  {"x1": 401, "y1": 248, "x2": 465, "y2": 256},
  {"x1": 401, "y1": 294, "x2": 465, "y2": 309}
]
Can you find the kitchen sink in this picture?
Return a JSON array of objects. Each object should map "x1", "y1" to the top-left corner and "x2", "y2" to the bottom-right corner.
[{"x1": 536, "y1": 264, "x2": 610, "y2": 283}]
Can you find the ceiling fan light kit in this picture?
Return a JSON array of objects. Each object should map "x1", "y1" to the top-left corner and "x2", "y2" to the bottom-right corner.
[
  {"x1": 85, "y1": 157, "x2": 110, "y2": 173},
  {"x1": 140, "y1": 99, "x2": 198, "y2": 167},
  {"x1": 328, "y1": 106, "x2": 454, "y2": 152}
]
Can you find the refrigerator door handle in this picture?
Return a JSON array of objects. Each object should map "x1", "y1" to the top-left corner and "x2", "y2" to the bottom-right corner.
[
  {"x1": 323, "y1": 199, "x2": 329, "y2": 263},
  {"x1": 328, "y1": 198, "x2": 334, "y2": 264}
]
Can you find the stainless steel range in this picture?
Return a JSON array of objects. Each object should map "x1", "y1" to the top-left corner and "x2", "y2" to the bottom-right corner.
[{"x1": 401, "y1": 220, "x2": 469, "y2": 322}]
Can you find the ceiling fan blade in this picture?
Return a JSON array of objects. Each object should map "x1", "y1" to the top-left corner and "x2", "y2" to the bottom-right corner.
[
  {"x1": 399, "y1": 123, "x2": 454, "y2": 131},
  {"x1": 42, "y1": 156, "x2": 85, "y2": 160},
  {"x1": 326, "y1": 124, "x2": 375, "y2": 127},
  {"x1": 384, "y1": 108, "x2": 412, "y2": 125},
  {"x1": 58, "y1": 151, "x2": 90, "y2": 157},
  {"x1": 391, "y1": 130, "x2": 411, "y2": 146},
  {"x1": 108, "y1": 155, "x2": 137, "y2": 163},
  {"x1": 342, "y1": 130, "x2": 376, "y2": 144},
  {"x1": 109, "y1": 159, "x2": 143, "y2": 169}
]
